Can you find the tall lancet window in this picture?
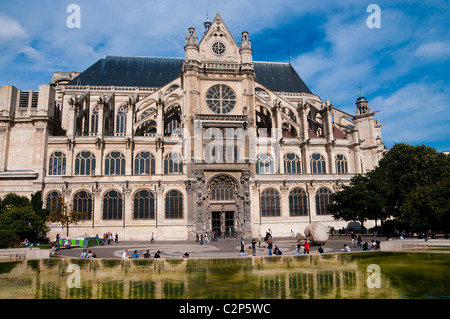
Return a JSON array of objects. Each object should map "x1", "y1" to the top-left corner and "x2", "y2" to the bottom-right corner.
[{"x1": 116, "y1": 105, "x2": 127, "y2": 134}]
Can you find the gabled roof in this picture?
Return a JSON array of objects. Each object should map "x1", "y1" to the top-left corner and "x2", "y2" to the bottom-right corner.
[{"x1": 68, "y1": 55, "x2": 312, "y2": 94}]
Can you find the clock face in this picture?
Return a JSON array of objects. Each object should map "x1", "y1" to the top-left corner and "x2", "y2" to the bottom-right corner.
[{"x1": 211, "y1": 41, "x2": 226, "y2": 56}]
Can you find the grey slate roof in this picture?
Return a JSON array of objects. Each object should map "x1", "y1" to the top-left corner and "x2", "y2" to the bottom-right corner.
[{"x1": 68, "y1": 55, "x2": 312, "y2": 94}]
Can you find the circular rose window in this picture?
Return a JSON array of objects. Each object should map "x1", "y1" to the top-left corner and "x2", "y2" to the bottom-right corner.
[
  {"x1": 212, "y1": 41, "x2": 226, "y2": 56},
  {"x1": 206, "y1": 85, "x2": 236, "y2": 114}
]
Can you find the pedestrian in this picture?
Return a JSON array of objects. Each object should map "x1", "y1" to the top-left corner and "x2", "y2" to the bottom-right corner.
[
  {"x1": 196, "y1": 233, "x2": 199, "y2": 242},
  {"x1": 154, "y1": 250, "x2": 161, "y2": 258},
  {"x1": 267, "y1": 239, "x2": 273, "y2": 256},
  {"x1": 213, "y1": 231, "x2": 218, "y2": 241},
  {"x1": 296, "y1": 240, "x2": 301, "y2": 254},
  {"x1": 122, "y1": 249, "x2": 128, "y2": 259},
  {"x1": 144, "y1": 250, "x2": 150, "y2": 258},
  {"x1": 258, "y1": 234, "x2": 262, "y2": 248},
  {"x1": 80, "y1": 249, "x2": 87, "y2": 258},
  {"x1": 251, "y1": 238, "x2": 256, "y2": 256},
  {"x1": 317, "y1": 245, "x2": 324, "y2": 254},
  {"x1": 182, "y1": 252, "x2": 189, "y2": 258},
  {"x1": 290, "y1": 230, "x2": 295, "y2": 238},
  {"x1": 248, "y1": 246, "x2": 253, "y2": 256},
  {"x1": 151, "y1": 232, "x2": 155, "y2": 244},
  {"x1": 357, "y1": 233, "x2": 362, "y2": 248},
  {"x1": 132, "y1": 250, "x2": 139, "y2": 258},
  {"x1": 115, "y1": 233, "x2": 119, "y2": 243},
  {"x1": 304, "y1": 240, "x2": 310, "y2": 254},
  {"x1": 240, "y1": 238, "x2": 244, "y2": 252},
  {"x1": 204, "y1": 232, "x2": 210, "y2": 243},
  {"x1": 200, "y1": 234, "x2": 204, "y2": 245}
]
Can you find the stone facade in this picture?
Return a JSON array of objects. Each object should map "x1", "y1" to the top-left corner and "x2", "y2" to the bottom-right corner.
[{"x1": 0, "y1": 14, "x2": 385, "y2": 240}]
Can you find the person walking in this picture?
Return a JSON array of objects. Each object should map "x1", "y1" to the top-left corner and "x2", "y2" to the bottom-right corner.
[
  {"x1": 304, "y1": 240, "x2": 310, "y2": 254},
  {"x1": 295, "y1": 240, "x2": 301, "y2": 254},
  {"x1": 151, "y1": 232, "x2": 155, "y2": 244},
  {"x1": 204, "y1": 232, "x2": 210, "y2": 243},
  {"x1": 240, "y1": 238, "x2": 245, "y2": 253},
  {"x1": 251, "y1": 238, "x2": 256, "y2": 256},
  {"x1": 258, "y1": 234, "x2": 262, "y2": 248}
]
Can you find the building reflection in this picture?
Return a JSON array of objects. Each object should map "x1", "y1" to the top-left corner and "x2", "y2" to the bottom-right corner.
[{"x1": 0, "y1": 255, "x2": 397, "y2": 299}]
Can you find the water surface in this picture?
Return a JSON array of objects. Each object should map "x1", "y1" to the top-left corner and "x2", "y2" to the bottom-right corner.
[{"x1": 0, "y1": 251, "x2": 449, "y2": 299}]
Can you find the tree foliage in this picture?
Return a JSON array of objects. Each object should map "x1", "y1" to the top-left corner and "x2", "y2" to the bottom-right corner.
[
  {"x1": 329, "y1": 143, "x2": 450, "y2": 233},
  {"x1": 328, "y1": 174, "x2": 384, "y2": 229},
  {"x1": 47, "y1": 197, "x2": 85, "y2": 237},
  {"x1": 0, "y1": 192, "x2": 49, "y2": 248}
]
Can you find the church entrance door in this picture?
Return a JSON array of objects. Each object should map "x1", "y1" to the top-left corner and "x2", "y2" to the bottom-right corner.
[{"x1": 211, "y1": 211, "x2": 235, "y2": 238}]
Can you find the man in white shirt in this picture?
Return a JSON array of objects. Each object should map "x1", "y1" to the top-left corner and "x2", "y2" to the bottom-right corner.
[
  {"x1": 122, "y1": 249, "x2": 128, "y2": 259},
  {"x1": 342, "y1": 244, "x2": 351, "y2": 252}
]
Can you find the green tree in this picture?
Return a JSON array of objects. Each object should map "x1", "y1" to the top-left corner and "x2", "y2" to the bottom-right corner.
[
  {"x1": 328, "y1": 174, "x2": 385, "y2": 230},
  {"x1": 400, "y1": 175, "x2": 450, "y2": 234},
  {"x1": 0, "y1": 192, "x2": 50, "y2": 246},
  {"x1": 370, "y1": 143, "x2": 450, "y2": 220},
  {"x1": 47, "y1": 197, "x2": 85, "y2": 237}
]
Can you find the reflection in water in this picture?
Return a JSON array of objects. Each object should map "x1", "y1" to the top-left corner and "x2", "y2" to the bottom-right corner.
[{"x1": 0, "y1": 252, "x2": 449, "y2": 299}]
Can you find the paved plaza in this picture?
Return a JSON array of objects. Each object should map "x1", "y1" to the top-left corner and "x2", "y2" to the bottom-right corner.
[{"x1": 59, "y1": 235, "x2": 389, "y2": 259}]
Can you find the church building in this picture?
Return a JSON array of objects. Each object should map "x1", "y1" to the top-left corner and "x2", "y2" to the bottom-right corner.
[{"x1": 0, "y1": 14, "x2": 385, "y2": 240}]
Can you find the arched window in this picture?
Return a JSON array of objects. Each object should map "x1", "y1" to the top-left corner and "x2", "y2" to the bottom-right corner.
[
  {"x1": 75, "y1": 151, "x2": 96, "y2": 175},
  {"x1": 164, "y1": 112, "x2": 181, "y2": 137},
  {"x1": 165, "y1": 190, "x2": 183, "y2": 219},
  {"x1": 256, "y1": 153, "x2": 274, "y2": 174},
  {"x1": 46, "y1": 191, "x2": 63, "y2": 212},
  {"x1": 134, "y1": 152, "x2": 155, "y2": 175},
  {"x1": 73, "y1": 190, "x2": 93, "y2": 220},
  {"x1": 116, "y1": 105, "x2": 127, "y2": 134},
  {"x1": 260, "y1": 188, "x2": 281, "y2": 217},
  {"x1": 335, "y1": 154, "x2": 348, "y2": 174},
  {"x1": 209, "y1": 175, "x2": 236, "y2": 202},
  {"x1": 48, "y1": 152, "x2": 66, "y2": 176},
  {"x1": 284, "y1": 153, "x2": 301, "y2": 174},
  {"x1": 315, "y1": 187, "x2": 332, "y2": 215},
  {"x1": 289, "y1": 188, "x2": 308, "y2": 216},
  {"x1": 310, "y1": 153, "x2": 326, "y2": 174},
  {"x1": 164, "y1": 153, "x2": 183, "y2": 174},
  {"x1": 133, "y1": 189, "x2": 155, "y2": 219},
  {"x1": 91, "y1": 105, "x2": 99, "y2": 134},
  {"x1": 103, "y1": 190, "x2": 123, "y2": 220},
  {"x1": 105, "y1": 152, "x2": 126, "y2": 175}
]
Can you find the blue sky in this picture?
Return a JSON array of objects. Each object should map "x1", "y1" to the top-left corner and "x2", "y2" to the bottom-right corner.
[{"x1": 0, "y1": 0, "x2": 449, "y2": 151}]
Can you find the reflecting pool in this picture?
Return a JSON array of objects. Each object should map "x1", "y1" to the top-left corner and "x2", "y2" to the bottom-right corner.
[{"x1": 0, "y1": 251, "x2": 449, "y2": 299}]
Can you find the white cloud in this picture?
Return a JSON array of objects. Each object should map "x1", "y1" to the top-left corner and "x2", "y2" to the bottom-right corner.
[
  {"x1": 0, "y1": 13, "x2": 28, "y2": 42},
  {"x1": 371, "y1": 81, "x2": 450, "y2": 146},
  {"x1": 414, "y1": 41, "x2": 450, "y2": 60}
]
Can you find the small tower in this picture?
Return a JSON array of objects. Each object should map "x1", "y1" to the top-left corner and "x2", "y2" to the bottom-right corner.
[
  {"x1": 355, "y1": 96, "x2": 368, "y2": 115},
  {"x1": 240, "y1": 31, "x2": 253, "y2": 67},
  {"x1": 204, "y1": 14, "x2": 211, "y2": 34},
  {"x1": 184, "y1": 27, "x2": 199, "y2": 61}
]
